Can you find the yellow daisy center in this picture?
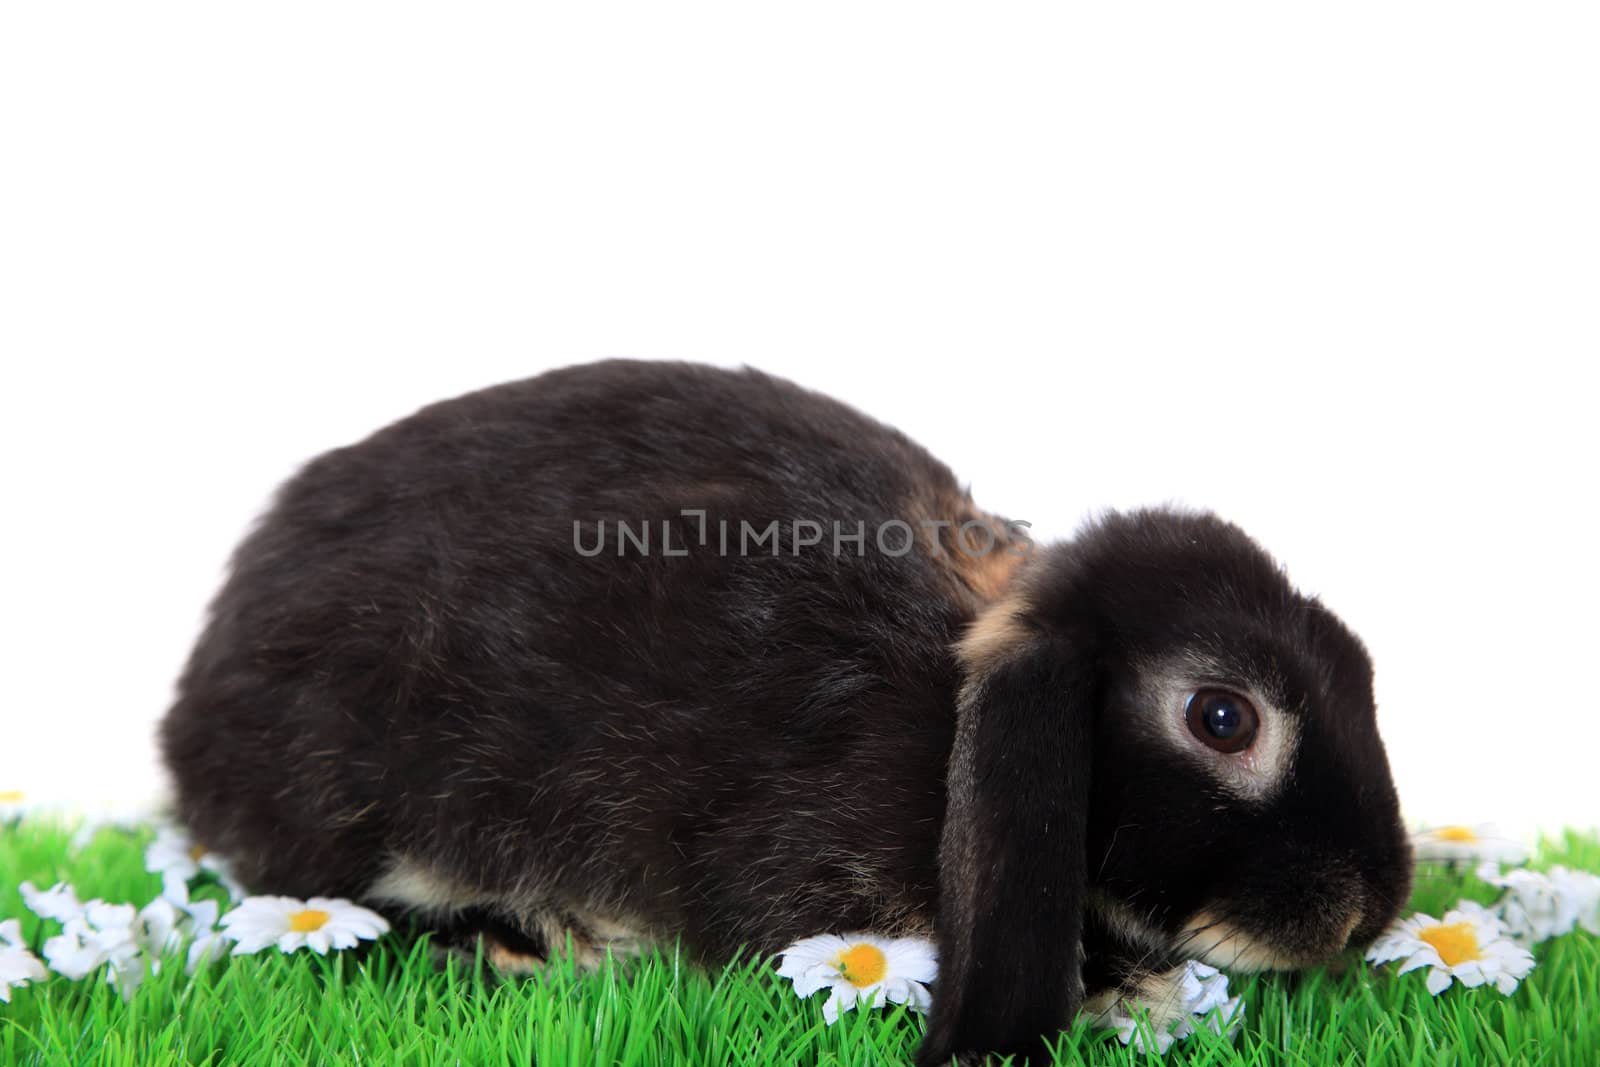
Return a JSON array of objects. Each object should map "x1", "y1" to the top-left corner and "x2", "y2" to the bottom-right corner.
[
  {"x1": 289, "y1": 908, "x2": 331, "y2": 933},
  {"x1": 189, "y1": 844, "x2": 207, "y2": 862},
  {"x1": 0, "y1": 790, "x2": 24, "y2": 803},
  {"x1": 833, "y1": 943, "x2": 888, "y2": 988},
  {"x1": 1435, "y1": 826, "x2": 1479, "y2": 842},
  {"x1": 1419, "y1": 922, "x2": 1482, "y2": 967}
]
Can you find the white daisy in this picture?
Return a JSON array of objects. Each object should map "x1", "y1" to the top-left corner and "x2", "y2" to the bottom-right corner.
[
  {"x1": 1092, "y1": 961, "x2": 1245, "y2": 1054},
  {"x1": 1477, "y1": 862, "x2": 1600, "y2": 943},
  {"x1": 42, "y1": 902, "x2": 146, "y2": 999},
  {"x1": 0, "y1": 919, "x2": 48, "y2": 1003},
  {"x1": 19, "y1": 881, "x2": 87, "y2": 924},
  {"x1": 20, "y1": 876, "x2": 227, "y2": 999},
  {"x1": 134, "y1": 885, "x2": 222, "y2": 974},
  {"x1": 1, "y1": 789, "x2": 29, "y2": 824},
  {"x1": 1548, "y1": 866, "x2": 1600, "y2": 936},
  {"x1": 145, "y1": 824, "x2": 205, "y2": 882},
  {"x1": 220, "y1": 896, "x2": 390, "y2": 956},
  {"x1": 1169, "y1": 963, "x2": 1244, "y2": 1043},
  {"x1": 1366, "y1": 902, "x2": 1535, "y2": 996},
  {"x1": 1411, "y1": 825, "x2": 1529, "y2": 868},
  {"x1": 1475, "y1": 864, "x2": 1567, "y2": 944},
  {"x1": 145, "y1": 823, "x2": 246, "y2": 901},
  {"x1": 155, "y1": 879, "x2": 228, "y2": 974},
  {"x1": 774, "y1": 933, "x2": 936, "y2": 1024}
]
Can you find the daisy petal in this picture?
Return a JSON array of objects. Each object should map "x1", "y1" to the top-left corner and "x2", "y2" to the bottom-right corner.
[
  {"x1": 791, "y1": 968, "x2": 832, "y2": 999},
  {"x1": 821, "y1": 988, "x2": 845, "y2": 1025}
]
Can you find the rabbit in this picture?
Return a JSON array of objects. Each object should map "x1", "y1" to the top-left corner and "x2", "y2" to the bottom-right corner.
[{"x1": 160, "y1": 359, "x2": 1412, "y2": 1065}]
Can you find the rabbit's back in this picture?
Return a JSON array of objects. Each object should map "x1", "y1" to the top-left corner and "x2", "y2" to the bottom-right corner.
[{"x1": 161, "y1": 360, "x2": 1021, "y2": 959}]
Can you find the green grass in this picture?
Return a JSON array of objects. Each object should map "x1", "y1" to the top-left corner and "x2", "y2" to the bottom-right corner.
[{"x1": 2, "y1": 822, "x2": 1597, "y2": 1066}]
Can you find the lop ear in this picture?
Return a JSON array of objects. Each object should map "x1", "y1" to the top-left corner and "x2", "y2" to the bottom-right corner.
[{"x1": 917, "y1": 619, "x2": 1095, "y2": 1067}]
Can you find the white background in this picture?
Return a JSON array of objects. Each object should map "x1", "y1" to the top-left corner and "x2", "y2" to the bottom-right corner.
[{"x1": 2, "y1": 4, "x2": 1596, "y2": 839}]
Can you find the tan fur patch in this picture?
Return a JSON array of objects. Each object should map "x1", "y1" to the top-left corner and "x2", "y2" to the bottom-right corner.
[
  {"x1": 1178, "y1": 909, "x2": 1361, "y2": 972},
  {"x1": 525, "y1": 909, "x2": 651, "y2": 971},
  {"x1": 485, "y1": 938, "x2": 545, "y2": 974},
  {"x1": 367, "y1": 856, "x2": 493, "y2": 913},
  {"x1": 1089, "y1": 889, "x2": 1171, "y2": 955},
  {"x1": 955, "y1": 586, "x2": 1034, "y2": 674},
  {"x1": 902, "y1": 484, "x2": 1027, "y2": 607},
  {"x1": 1083, "y1": 962, "x2": 1215, "y2": 1031},
  {"x1": 369, "y1": 855, "x2": 653, "y2": 973}
]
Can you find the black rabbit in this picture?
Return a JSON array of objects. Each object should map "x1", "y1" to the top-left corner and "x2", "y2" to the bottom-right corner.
[{"x1": 161, "y1": 360, "x2": 1411, "y2": 1064}]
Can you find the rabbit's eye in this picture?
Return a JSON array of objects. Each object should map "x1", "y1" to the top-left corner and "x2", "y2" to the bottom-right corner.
[{"x1": 1185, "y1": 688, "x2": 1259, "y2": 754}]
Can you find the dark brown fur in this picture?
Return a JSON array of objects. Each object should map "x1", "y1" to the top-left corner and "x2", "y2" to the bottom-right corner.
[{"x1": 160, "y1": 360, "x2": 1410, "y2": 1065}]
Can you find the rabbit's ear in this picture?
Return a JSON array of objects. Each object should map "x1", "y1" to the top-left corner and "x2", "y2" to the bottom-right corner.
[{"x1": 917, "y1": 614, "x2": 1094, "y2": 1067}]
